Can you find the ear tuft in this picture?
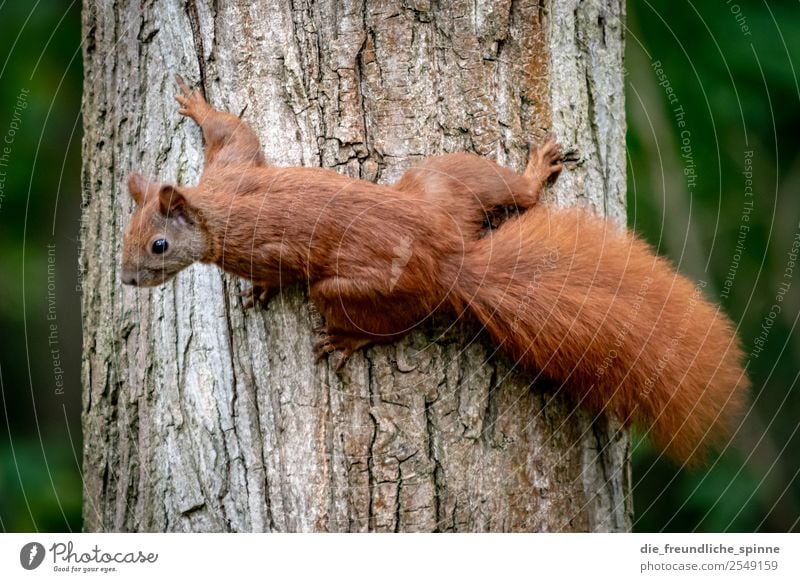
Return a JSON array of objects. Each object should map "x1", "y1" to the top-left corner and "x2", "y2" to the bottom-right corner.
[
  {"x1": 158, "y1": 185, "x2": 193, "y2": 224},
  {"x1": 128, "y1": 172, "x2": 148, "y2": 205}
]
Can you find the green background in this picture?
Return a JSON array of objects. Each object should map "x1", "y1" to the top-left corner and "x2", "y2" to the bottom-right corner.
[{"x1": 1, "y1": 0, "x2": 798, "y2": 532}]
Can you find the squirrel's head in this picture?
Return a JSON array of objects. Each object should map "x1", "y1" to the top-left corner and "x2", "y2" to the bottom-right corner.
[{"x1": 121, "y1": 172, "x2": 208, "y2": 287}]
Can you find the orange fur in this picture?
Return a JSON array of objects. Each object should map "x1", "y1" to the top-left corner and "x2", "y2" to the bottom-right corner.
[
  {"x1": 121, "y1": 76, "x2": 748, "y2": 464},
  {"x1": 449, "y1": 209, "x2": 748, "y2": 463}
]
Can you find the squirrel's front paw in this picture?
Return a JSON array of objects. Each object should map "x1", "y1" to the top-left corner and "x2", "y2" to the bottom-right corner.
[
  {"x1": 239, "y1": 284, "x2": 274, "y2": 309},
  {"x1": 174, "y1": 74, "x2": 211, "y2": 121},
  {"x1": 313, "y1": 326, "x2": 372, "y2": 371}
]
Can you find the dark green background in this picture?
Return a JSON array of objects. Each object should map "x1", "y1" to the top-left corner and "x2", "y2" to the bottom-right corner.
[{"x1": 1, "y1": 0, "x2": 798, "y2": 532}]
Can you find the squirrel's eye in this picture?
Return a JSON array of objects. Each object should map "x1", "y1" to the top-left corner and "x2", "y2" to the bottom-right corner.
[{"x1": 151, "y1": 239, "x2": 169, "y2": 254}]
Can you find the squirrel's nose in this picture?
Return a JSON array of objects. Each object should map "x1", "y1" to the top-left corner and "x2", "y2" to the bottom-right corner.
[{"x1": 121, "y1": 270, "x2": 138, "y2": 286}]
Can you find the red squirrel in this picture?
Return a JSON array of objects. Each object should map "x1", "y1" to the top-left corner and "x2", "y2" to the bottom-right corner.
[{"x1": 121, "y1": 75, "x2": 748, "y2": 464}]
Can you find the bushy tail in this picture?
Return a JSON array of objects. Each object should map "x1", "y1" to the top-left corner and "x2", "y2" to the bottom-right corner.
[{"x1": 448, "y1": 207, "x2": 748, "y2": 464}]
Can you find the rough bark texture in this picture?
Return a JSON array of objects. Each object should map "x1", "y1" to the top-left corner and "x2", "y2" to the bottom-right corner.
[{"x1": 81, "y1": 0, "x2": 629, "y2": 532}]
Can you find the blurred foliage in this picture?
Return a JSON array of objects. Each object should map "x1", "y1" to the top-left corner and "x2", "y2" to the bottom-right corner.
[
  {"x1": 0, "y1": 0, "x2": 798, "y2": 532},
  {"x1": 627, "y1": 0, "x2": 800, "y2": 532},
  {"x1": 0, "y1": 1, "x2": 83, "y2": 532}
]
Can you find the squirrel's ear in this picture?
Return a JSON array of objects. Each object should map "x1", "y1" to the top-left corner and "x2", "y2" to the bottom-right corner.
[
  {"x1": 127, "y1": 171, "x2": 148, "y2": 205},
  {"x1": 158, "y1": 185, "x2": 194, "y2": 224}
]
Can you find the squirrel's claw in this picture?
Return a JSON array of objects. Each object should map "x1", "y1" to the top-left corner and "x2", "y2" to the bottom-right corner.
[
  {"x1": 239, "y1": 284, "x2": 273, "y2": 309},
  {"x1": 313, "y1": 337, "x2": 336, "y2": 360},
  {"x1": 174, "y1": 74, "x2": 210, "y2": 121},
  {"x1": 333, "y1": 352, "x2": 349, "y2": 372},
  {"x1": 313, "y1": 326, "x2": 372, "y2": 371},
  {"x1": 175, "y1": 74, "x2": 191, "y2": 95},
  {"x1": 524, "y1": 135, "x2": 564, "y2": 188}
]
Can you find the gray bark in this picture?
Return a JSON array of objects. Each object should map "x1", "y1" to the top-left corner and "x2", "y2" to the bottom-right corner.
[{"x1": 81, "y1": 0, "x2": 630, "y2": 532}]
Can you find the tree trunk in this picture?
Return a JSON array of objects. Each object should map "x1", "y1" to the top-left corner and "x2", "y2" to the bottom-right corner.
[{"x1": 81, "y1": 0, "x2": 629, "y2": 532}]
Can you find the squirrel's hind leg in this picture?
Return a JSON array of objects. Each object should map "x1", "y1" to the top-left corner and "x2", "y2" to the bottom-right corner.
[{"x1": 310, "y1": 276, "x2": 428, "y2": 370}]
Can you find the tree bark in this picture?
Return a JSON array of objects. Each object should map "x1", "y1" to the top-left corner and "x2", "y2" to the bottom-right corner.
[{"x1": 81, "y1": 0, "x2": 630, "y2": 532}]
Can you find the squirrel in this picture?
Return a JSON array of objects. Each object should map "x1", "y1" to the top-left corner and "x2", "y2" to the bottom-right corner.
[{"x1": 121, "y1": 75, "x2": 748, "y2": 464}]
